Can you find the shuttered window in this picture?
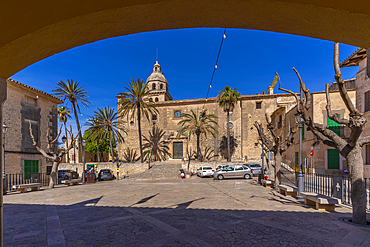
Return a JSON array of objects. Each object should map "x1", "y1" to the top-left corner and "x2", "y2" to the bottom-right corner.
[
  {"x1": 24, "y1": 160, "x2": 39, "y2": 179},
  {"x1": 302, "y1": 122, "x2": 305, "y2": 140},
  {"x1": 365, "y1": 91, "x2": 370, "y2": 112},
  {"x1": 327, "y1": 149, "x2": 340, "y2": 169},
  {"x1": 327, "y1": 115, "x2": 341, "y2": 136}
]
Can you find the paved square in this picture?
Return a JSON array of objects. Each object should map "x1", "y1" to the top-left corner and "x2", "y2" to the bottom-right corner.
[{"x1": 3, "y1": 177, "x2": 370, "y2": 246}]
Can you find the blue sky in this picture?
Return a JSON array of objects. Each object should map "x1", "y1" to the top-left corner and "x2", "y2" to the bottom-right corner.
[{"x1": 11, "y1": 28, "x2": 359, "y2": 139}]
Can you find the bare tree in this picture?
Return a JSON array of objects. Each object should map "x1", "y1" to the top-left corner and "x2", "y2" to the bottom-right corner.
[
  {"x1": 278, "y1": 42, "x2": 369, "y2": 225},
  {"x1": 254, "y1": 113, "x2": 295, "y2": 187},
  {"x1": 29, "y1": 122, "x2": 80, "y2": 188}
]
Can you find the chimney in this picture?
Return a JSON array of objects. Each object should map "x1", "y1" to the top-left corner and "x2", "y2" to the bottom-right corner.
[{"x1": 268, "y1": 86, "x2": 273, "y2": 95}]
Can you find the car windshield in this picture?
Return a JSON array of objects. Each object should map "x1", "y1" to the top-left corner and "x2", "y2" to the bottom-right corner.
[{"x1": 203, "y1": 167, "x2": 212, "y2": 170}]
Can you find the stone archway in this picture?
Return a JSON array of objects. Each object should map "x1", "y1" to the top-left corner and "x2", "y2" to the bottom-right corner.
[{"x1": 1, "y1": 0, "x2": 370, "y2": 79}]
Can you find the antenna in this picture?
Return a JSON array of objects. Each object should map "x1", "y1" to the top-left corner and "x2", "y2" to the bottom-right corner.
[{"x1": 156, "y1": 48, "x2": 158, "y2": 62}]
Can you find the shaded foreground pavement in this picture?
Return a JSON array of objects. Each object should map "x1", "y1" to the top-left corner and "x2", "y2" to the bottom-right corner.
[{"x1": 3, "y1": 177, "x2": 370, "y2": 246}]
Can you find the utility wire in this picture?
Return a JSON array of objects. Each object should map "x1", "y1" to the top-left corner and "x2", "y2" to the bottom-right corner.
[{"x1": 203, "y1": 28, "x2": 227, "y2": 109}]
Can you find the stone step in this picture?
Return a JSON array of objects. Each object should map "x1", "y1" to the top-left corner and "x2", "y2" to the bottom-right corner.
[{"x1": 127, "y1": 162, "x2": 182, "y2": 180}]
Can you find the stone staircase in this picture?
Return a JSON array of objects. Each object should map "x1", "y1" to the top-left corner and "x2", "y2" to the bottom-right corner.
[{"x1": 126, "y1": 160, "x2": 182, "y2": 180}]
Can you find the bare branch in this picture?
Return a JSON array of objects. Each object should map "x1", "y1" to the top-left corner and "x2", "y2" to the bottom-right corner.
[
  {"x1": 265, "y1": 113, "x2": 278, "y2": 140},
  {"x1": 308, "y1": 126, "x2": 337, "y2": 148},
  {"x1": 334, "y1": 42, "x2": 359, "y2": 115},
  {"x1": 28, "y1": 121, "x2": 53, "y2": 159},
  {"x1": 359, "y1": 136, "x2": 370, "y2": 147},
  {"x1": 254, "y1": 122, "x2": 274, "y2": 151},
  {"x1": 293, "y1": 67, "x2": 311, "y2": 111},
  {"x1": 325, "y1": 83, "x2": 350, "y2": 125},
  {"x1": 277, "y1": 71, "x2": 300, "y2": 112}
]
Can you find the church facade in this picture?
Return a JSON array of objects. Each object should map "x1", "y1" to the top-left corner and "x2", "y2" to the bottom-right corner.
[{"x1": 117, "y1": 62, "x2": 296, "y2": 162}]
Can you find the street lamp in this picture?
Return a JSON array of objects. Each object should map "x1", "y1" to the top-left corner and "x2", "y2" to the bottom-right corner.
[
  {"x1": 2, "y1": 122, "x2": 9, "y2": 194},
  {"x1": 294, "y1": 112, "x2": 304, "y2": 198},
  {"x1": 82, "y1": 139, "x2": 87, "y2": 183}
]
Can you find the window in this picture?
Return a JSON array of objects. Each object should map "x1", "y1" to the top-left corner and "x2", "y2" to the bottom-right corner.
[
  {"x1": 24, "y1": 160, "x2": 39, "y2": 179},
  {"x1": 152, "y1": 83, "x2": 156, "y2": 90},
  {"x1": 366, "y1": 144, "x2": 370, "y2": 165},
  {"x1": 302, "y1": 122, "x2": 305, "y2": 140},
  {"x1": 256, "y1": 102, "x2": 262, "y2": 109},
  {"x1": 327, "y1": 115, "x2": 341, "y2": 136},
  {"x1": 227, "y1": 167, "x2": 234, "y2": 171},
  {"x1": 278, "y1": 115, "x2": 282, "y2": 128},
  {"x1": 365, "y1": 91, "x2": 370, "y2": 112},
  {"x1": 327, "y1": 149, "x2": 340, "y2": 169},
  {"x1": 130, "y1": 121, "x2": 134, "y2": 126},
  {"x1": 152, "y1": 115, "x2": 157, "y2": 121},
  {"x1": 155, "y1": 97, "x2": 159, "y2": 102},
  {"x1": 160, "y1": 84, "x2": 163, "y2": 89}
]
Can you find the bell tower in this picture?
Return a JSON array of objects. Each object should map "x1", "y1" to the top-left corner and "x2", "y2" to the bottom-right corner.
[{"x1": 146, "y1": 61, "x2": 172, "y2": 102}]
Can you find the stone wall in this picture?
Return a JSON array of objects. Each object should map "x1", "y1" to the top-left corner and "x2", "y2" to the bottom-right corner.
[{"x1": 59, "y1": 162, "x2": 148, "y2": 178}]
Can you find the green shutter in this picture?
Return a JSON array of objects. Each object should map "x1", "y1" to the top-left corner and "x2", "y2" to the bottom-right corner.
[
  {"x1": 327, "y1": 115, "x2": 341, "y2": 136},
  {"x1": 24, "y1": 160, "x2": 39, "y2": 179},
  {"x1": 327, "y1": 149, "x2": 340, "y2": 169},
  {"x1": 302, "y1": 122, "x2": 305, "y2": 140}
]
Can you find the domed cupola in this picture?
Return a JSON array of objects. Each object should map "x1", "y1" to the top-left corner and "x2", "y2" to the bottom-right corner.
[{"x1": 146, "y1": 61, "x2": 172, "y2": 102}]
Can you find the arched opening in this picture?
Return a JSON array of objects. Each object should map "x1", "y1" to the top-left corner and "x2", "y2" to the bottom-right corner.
[
  {"x1": 152, "y1": 83, "x2": 156, "y2": 90},
  {"x1": 155, "y1": 97, "x2": 159, "y2": 102},
  {"x1": 160, "y1": 84, "x2": 163, "y2": 90}
]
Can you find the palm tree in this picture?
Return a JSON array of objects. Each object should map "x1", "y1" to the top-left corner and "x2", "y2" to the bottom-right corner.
[
  {"x1": 53, "y1": 79, "x2": 91, "y2": 145},
  {"x1": 86, "y1": 117, "x2": 102, "y2": 165},
  {"x1": 142, "y1": 127, "x2": 171, "y2": 162},
  {"x1": 217, "y1": 86, "x2": 240, "y2": 162},
  {"x1": 58, "y1": 106, "x2": 71, "y2": 163},
  {"x1": 118, "y1": 78, "x2": 158, "y2": 163},
  {"x1": 87, "y1": 107, "x2": 126, "y2": 167},
  {"x1": 177, "y1": 109, "x2": 218, "y2": 160}
]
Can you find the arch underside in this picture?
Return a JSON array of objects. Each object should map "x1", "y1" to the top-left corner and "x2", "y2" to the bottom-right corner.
[{"x1": 1, "y1": 0, "x2": 370, "y2": 78}]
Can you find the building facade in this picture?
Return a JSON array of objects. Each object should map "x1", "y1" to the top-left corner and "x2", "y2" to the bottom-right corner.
[
  {"x1": 270, "y1": 86, "x2": 356, "y2": 176},
  {"x1": 117, "y1": 62, "x2": 296, "y2": 162},
  {"x1": 3, "y1": 79, "x2": 62, "y2": 176}
]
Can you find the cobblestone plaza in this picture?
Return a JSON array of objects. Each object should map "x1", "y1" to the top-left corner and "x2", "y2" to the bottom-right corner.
[{"x1": 4, "y1": 176, "x2": 370, "y2": 246}]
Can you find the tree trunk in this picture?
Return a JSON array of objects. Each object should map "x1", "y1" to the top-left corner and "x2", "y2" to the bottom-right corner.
[
  {"x1": 137, "y1": 105, "x2": 144, "y2": 163},
  {"x1": 97, "y1": 137, "x2": 100, "y2": 165},
  {"x1": 347, "y1": 146, "x2": 367, "y2": 225},
  {"x1": 109, "y1": 130, "x2": 118, "y2": 179},
  {"x1": 274, "y1": 151, "x2": 282, "y2": 188},
  {"x1": 196, "y1": 134, "x2": 200, "y2": 161},
  {"x1": 64, "y1": 124, "x2": 69, "y2": 163},
  {"x1": 227, "y1": 111, "x2": 231, "y2": 162},
  {"x1": 72, "y1": 101, "x2": 84, "y2": 182},
  {"x1": 49, "y1": 161, "x2": 61, "y2": 188}
]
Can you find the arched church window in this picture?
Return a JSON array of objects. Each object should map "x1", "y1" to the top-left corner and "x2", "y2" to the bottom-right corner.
[
  {"x1": 152, "y1": 83, "x2": 156, "y2": 90},
  {"x1": 155, "y1": 97, "x2": 159, "y2": 102},
  {"x1": 160, "y1": 84, "x2": 163, "y2": 89}
]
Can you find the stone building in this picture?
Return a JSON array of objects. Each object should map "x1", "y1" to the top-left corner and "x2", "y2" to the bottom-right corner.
[
  {"x1": 270, "y1": 85, "x2": 356, "y2": 175},
  {"x1": 117, "y1": 61, "x2": 296, "y2": 162},
  {"x1": 2, "y1": 79, "x2": 62, "y2": 176},
  {"x1": 340, "y1": 48, "x2": 370, "y2": 177}
]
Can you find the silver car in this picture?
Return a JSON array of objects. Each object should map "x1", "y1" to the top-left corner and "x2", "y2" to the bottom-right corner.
[
  {"x1": 213, "y1": 165, "x2": 252, "y2": 180},
  {"x1": 246, "y1": 164, "x2": 262, "y2": 175}
]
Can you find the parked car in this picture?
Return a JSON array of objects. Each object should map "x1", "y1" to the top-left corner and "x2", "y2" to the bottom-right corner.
[
  {"x1": 58, "y1": 170, "x2": 79, "y2": 180},
  {"x1": 213, "y1": 165, "x2": 252, "y2": 180},
  {"x1": 245, "y1": 164, "x2": 262, "y2": 175},
  {"x1": 216, "y1": 164, "x2": 229, "y2": 171},
  {"x1": 197, "y1": 166, "x2": 215, "y2": 177},
  {"x1": 98, "y1": 169, "x2": 115, "y2": 181}
]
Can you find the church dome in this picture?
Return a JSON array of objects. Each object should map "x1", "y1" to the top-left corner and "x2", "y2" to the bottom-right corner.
[{"x1": 146, "y1": 61, "x2": 167, "y2": 83}]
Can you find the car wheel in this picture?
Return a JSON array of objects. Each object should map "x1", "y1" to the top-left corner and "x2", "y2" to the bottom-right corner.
[
  {"x1": 217, "y1": 174, "x2": 224, "y2": 180},
  {"x1": 244, "y1": 174, "x2": 251, "y2": 179}
]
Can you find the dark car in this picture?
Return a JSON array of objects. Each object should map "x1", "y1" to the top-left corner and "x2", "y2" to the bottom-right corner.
[
  {"x1": 58, "y1": 170, "x2": 79, "y2": 180},
  {"x1": 98, "y1": 169, "x2": 115, "y2": 181}
]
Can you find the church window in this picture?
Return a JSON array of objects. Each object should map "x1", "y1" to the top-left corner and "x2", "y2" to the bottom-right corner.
[
  {"x1": 155, "y1": 97, "x2": 159, "y2": 102},
  {"x1": 152, "y1": 114, "x2": 157, "y2": 121},
  {"x1": 152, "y1": 83, "x2": 156, "y2": 90},
  {"x1": 130, "y1": 121, "x2": 134, "y2": 126},
  {"x1": 160, "y1": 84, "x2": 163, "y2": 89},
  {"x1": 256, "y1": 102, "x2": 262, "y2": 109}
]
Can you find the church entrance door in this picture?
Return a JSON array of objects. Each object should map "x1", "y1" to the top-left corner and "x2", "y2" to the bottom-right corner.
[{"x1": 173, "y1": 142, "x2": 183, "y2": 159}]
